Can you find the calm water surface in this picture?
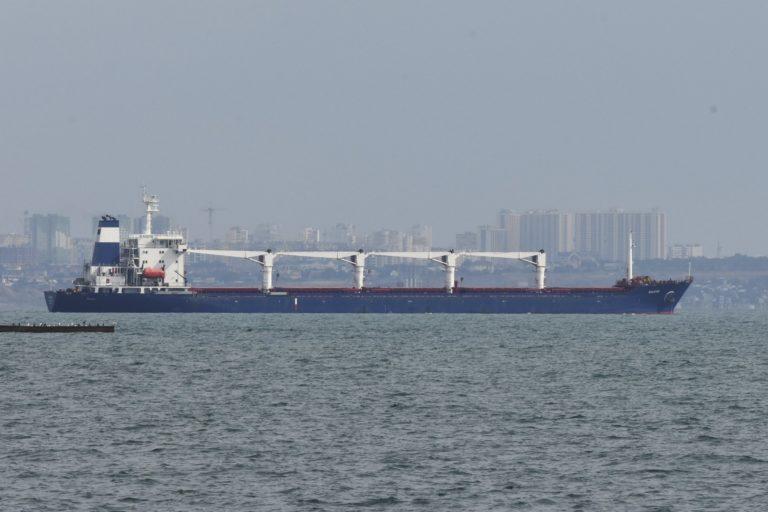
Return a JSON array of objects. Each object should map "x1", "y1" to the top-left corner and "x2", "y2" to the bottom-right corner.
[{"x1": 1, "y1": 311, "x2": 767, "y2": 511}]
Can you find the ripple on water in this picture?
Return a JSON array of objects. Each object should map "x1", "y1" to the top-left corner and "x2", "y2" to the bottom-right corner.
[{"x1": 1, "y1": 311, "x2": 767, "y2": 511}]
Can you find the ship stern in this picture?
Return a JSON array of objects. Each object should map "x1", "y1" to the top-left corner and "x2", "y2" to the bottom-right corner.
[{"x1": 44, "y1": 290, "x2": 57, "y2": 312}]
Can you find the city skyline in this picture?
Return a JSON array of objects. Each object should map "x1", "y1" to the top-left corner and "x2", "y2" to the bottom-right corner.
[
  {"x1": 0, "y1": 204, "x2": 724, "y2": 261},
  {"x1": 2, "y1": 3, "x2": 768, "y2": 256},
  {"x1": 0, "y1": 193, "x2": 740, "y2": 257}
]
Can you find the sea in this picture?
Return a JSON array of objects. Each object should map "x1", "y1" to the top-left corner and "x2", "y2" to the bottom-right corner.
[{"x1": 1, "y1": 311, "x2": 767, "y2": 511}]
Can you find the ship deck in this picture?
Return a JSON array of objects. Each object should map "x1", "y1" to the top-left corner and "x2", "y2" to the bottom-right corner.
[{"x1": 188, "y1": 286, "x2": 631, "y2": 294}]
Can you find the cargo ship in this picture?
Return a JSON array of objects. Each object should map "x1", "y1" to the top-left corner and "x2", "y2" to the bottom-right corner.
[{"x1": 45, "y1": 192, "x2": 691, "y2": 314}]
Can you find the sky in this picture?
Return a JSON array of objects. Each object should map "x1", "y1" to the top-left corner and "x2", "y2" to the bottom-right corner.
[{"x1": 1, "y1": 1, "x2": 767, "y2": 254}]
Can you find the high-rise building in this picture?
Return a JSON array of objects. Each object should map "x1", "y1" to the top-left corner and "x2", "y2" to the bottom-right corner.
[
  {"x1": 0, "y1": 234, "x2": 28, "y2": 248},
  {"x1": 498, "y1": 210, "x2": 522, "y2": 250},
  {"x1": 369, "y1": 229, "x2": 403, "y2": 251},
  {"x1": 225, "y1": 226, "x2": 250, "y2": 248},
  {"x1": 409, "y1": 225, "x2": 433, "y2": 250},
  {"x1": 0, "y1": 234, "x2": 31, "y2": 266},
  {"x1": 72, "y1": 237, "x2": 95, "y2": 265},
  {"x1": 24, "y1": 213, "x2": 73, "y2": 264},
  {"x1": 299, "y1": 227, "x2": 321, "y2": 245},
  {"x1": 669, "y1": 244, "x2": 704, "y2": 259},
  {"x1": 574, "y1": 210, "x2": 667, "y2": 261},
  {"x1": 518, "y1": 210, "x2": 574, "y2": 254},
  {"x1": 489, "y1": 208, "x2": 667, "y2": 261},
  {"x1": 455, "y1": 231, "x2": 479, "y2": 251},
  {"x1": 479, "y1": 225, "x2": 507, "y2": 251},
  {"x1": 328, "y1": 223, "x2": 357, "y2": 247},
  {"x1": 251, "y1": 224, "x2": 282, "y2": 244},
  {"x1": 402, "y1": 233, "x2": 414, "y2": 252}
]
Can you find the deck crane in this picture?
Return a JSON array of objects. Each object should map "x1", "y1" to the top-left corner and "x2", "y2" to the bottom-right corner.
[{"x1": 185, "y1": 249, "x2": 547, "y2": 292}]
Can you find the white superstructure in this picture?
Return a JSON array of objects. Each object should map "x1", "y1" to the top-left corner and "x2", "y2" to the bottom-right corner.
[
  {"x1": 79, "y1": 191, "x2": 188, "y2": 292},
  {"x1": 125, "y1": 231, "x2": 187, "y2": 287}
]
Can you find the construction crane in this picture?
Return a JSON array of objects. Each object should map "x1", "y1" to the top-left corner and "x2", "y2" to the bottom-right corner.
[{"x1": 201, "y1": 205, "x2": 226, "y2": 243}]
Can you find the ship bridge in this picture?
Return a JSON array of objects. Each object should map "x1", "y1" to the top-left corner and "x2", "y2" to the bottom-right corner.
[{"x1": 184, "y1": 248, "x2": 547, "y2": 292}]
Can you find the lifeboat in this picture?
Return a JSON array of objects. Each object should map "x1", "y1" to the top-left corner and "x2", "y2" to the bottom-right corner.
[{"x1": 142, "y1": 267, "x2": 165, "y2": 279}]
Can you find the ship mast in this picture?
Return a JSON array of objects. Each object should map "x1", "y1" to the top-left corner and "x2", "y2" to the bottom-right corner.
[
  {"x1": 627, "y1": 230, "x2": 634, "y2": 282},
  {"x1": 142, "y1": 187, "x2": 160, "y2": 235}
]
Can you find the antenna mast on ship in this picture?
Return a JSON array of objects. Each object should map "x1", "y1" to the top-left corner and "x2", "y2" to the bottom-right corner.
[{"x1": 141, "y1": 186, "x2": 160, "y2": 235}]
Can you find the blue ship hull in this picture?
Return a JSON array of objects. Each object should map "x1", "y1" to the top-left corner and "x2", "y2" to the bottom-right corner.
[{"x1": 45, "y1": 281, "x2": 690, "y2": 314}]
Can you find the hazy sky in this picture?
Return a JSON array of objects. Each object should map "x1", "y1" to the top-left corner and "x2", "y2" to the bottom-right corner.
[{"x1": 1, "y1": 1, "x2": 767, "y2": 253}]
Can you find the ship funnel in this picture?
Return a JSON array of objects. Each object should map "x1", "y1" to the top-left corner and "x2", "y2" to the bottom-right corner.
[{"x1": 91, "y1": 215, "x2": 120, "y2": 266}]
